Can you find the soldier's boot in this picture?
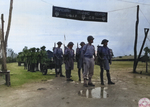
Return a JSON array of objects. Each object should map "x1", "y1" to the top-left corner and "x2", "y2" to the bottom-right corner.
[
  {"x1": 59, "y1": 66, "x2": 65, "y2": 77},
  {"x1": 78, "y1": 69, "x2": 81, "y2": 81},
  {"x1": 106, "y1": 71, "x2": 115, "y2": 85},
  {"x1": 88, "y1": 77, "x2": 95, "y2": 86},
  {"x1": 60, "y1": 71, "x2": 65, "y2": 77},
  {"x1": 60, "y1": 74, "x2": 65, "y2": 77},
  {"x1": 100, "y1": 72, "x2": 104, "y2": 85},
  {"x1": 83, "y1": 78, "x2": 88, "y2": 87}
]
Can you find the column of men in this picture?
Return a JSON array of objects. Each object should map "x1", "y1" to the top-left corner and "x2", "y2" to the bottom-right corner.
[{"x1": 53, "y1": 35, "x2": 115, "y2": 87}]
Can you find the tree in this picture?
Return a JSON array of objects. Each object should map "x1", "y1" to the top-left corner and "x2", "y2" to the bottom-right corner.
[{"x1": 0, "y1": 0, "x2": 13, "y2": 71}]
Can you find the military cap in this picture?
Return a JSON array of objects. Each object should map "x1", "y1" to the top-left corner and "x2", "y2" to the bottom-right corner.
[
  {"x1": 57, "y1": 41, "x2": 62, "y2": 45},
  {"x1": 87, "y1": 35, "x2": 94, "y2": 41},
  {"x1": 80, "y1": 42, "x2": 85, "y2": 46},
  {"x1": 67, "y1": 42, "x2": 74, "y2": 46},
  {"x1": 101, "y1": 39, "x2": 109, "y2": 44}
]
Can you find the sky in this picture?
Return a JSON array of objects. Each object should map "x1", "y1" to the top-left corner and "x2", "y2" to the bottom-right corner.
[{"x1": 0, "y1": 0, "x2": 150, "y2": 56}]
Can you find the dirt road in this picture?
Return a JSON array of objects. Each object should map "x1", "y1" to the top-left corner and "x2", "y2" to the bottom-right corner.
[{"x1": 0, "y1": 68, "x2": 150, "y2": 107}]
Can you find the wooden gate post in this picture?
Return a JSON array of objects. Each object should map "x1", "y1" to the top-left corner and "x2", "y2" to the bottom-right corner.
[{"x1": 133, "y1": 5, "x2": 139, "y2": 73}]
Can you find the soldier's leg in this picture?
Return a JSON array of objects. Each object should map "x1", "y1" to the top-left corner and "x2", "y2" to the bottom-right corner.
[
  {"x1": 66, "y1": 68, "x2": 73, "y2": 81},
  {"x1": 83, "y1": 58, "x2": 89, "y2": 87},
  {"x1": 106, "y1": 70, "x2": 115, "y2": 84},
  {"x1": 81, "y1": 64, "x2": 84, "y2": 82},
  {"x1": 55, "y1": 64, "x2": 58, "y2": 77},
  {"x1": 100, "y1": 61, "x2": 104, "y2": 85},
  {"x1": 83, "y1": 63, "x2": 88, "y2": 87},
  {"x1": 78, "y1": 68, "x2": 81, "y2": 81},
  {"x1": 60, "y1": 65, "x2": 65, "y2": 77},
  {"x1": 88, "y1": 58, "x2": 95, "y2": 86},
  {"x1": 100, "y1": 66, "x2": 104, "y2": 85},
  {"x1": 59, "y1": 65, "x2": 61, "y2": 74},
  {"x1": 69, "y1": 69, "x2": 71, "y2": 78},
  {"x1": 66, "y1": 70, "x2": 69, "y2": 79},
  {"x1": 69, "y1": 69, "x2": 73, "y2": 81},
  {"x1": 82, "y1": 65, "x2": 84, "y2": 73}
]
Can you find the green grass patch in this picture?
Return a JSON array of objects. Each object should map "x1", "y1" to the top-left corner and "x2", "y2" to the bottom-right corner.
[
  {"x1": 110, "y1": 61, "x2": 133, "y2": 68},
  {"x1": 7, "y1": 63, "x2": 55, "y2": 87}
]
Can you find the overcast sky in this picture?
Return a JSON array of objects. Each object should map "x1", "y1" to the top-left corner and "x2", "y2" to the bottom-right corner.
[{"x1": 0, "y1": 0, "x2": 150, "y2": 56}]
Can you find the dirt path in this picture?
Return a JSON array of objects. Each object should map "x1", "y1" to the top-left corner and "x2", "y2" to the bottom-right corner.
[{"x1": 0, "y1": 69, "x2": 150, "y2": 107}]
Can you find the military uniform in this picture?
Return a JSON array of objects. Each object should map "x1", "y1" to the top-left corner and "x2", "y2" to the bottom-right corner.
[
  {"x1": 97, "y1": 39, "x2": 115, "y2": 85},
  {"x1": 53, "y1": 47, "x2": 64, "y2": 77},
  {"x1": 64, "y1": 42, "x2": 74, "y2": 81},
  {"x1": 76, "y1": 42, "x2": 85, "y2": 81},
  {"x1": 82, "y1": 36, "x2": 95, "y2": 87},
  {"x1": 82, "y1": 43, "x2": 95, "y2": 80},
  {"x1": 98, "y1": 46, "x2": 111, "y2": 70}
]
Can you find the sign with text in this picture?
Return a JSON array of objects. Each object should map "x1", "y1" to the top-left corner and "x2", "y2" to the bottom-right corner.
[{"x1": 52, "y1": 6, "x2": 108, "y2": 22}]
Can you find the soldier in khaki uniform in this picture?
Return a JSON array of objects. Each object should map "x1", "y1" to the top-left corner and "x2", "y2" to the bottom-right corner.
[{"x1": 82, "y1": 36, "x2": 95, "y2": 87}]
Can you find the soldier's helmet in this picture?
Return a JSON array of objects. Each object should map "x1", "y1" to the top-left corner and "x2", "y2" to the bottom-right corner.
[
  {"x1": 101, "y1": 39, "x2": 109, "y2": 44},
  {"x1": 87, "y1": 35, "x2": 94, "y2": 42},
  {"x1": 57, "y1": 41, "x2": 62, "y2": 45},
  {"x1": 67, "y1": 42, "x2": 74, "y2": 46},
  {"x1": 80, "y1": 42, "x2": 85, "y2": 46}
]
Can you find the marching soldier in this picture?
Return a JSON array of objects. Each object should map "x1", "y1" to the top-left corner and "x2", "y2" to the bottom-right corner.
[
  {"x1": 82, "y1": 36, "x2": 95, "y2": 87},
  {"x1": 53, "y1": 41, "x2": 65, "y2": 77},
  {"x1": 76, "y1": 42, "x2": 85, "y2": 81},
  {"x1": 97, "y1": 39, "x2": 115, "y2": 85},
  {"x1": 64, "y1": 42, "x2": 74, "y2": 81}
]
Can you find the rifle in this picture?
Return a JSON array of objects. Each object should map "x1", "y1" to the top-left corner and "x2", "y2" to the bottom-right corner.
[
  {"x1": 76, "y1": 43, "x2": 80, "y2": 62},
  {"x1": 53, "y1": 42, "x2": 56, "y2": 51},
  {"x1": 53, "y1": 42, "x2": 57, "y2": 62},
  {"x1": 63, "y1": 44, "x2": 69, "y2": 63}
]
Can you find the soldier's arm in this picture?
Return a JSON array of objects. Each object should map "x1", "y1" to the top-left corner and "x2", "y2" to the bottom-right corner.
[{"x1": 108, "y1": 48, "x2": 112, "y2": 64}]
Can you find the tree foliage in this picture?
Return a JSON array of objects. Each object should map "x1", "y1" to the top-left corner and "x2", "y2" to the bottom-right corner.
[
  {"x1": 144, "y1": 47, "x2": 150, "y2": 56},
  {"x1": 17, "y1": 46, "x2": 50, "y2": 65}
]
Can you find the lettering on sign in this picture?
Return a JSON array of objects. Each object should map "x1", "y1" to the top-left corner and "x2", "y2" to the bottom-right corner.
[{"x1": 52, "y1": 6, "x2": 108, "y2": 22}]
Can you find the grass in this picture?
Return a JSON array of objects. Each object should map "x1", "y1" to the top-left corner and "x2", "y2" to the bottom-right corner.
[
  {"x1": 0, "y1": 61, "x2": 149, "y2": 87},
  {"x1": 110, "y1": 61, "x2": 133, "y2": 68},
  {"x1": 113, "y1": 55, "x2": 134, "y2": 59},
  {"x1": 6, "y1": 63, "x2": 55, "y2": 87}
]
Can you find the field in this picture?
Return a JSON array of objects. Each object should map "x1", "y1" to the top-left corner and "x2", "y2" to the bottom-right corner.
[{"x1": 0, "y1": 61, "x2": 149, "y2": 87}]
